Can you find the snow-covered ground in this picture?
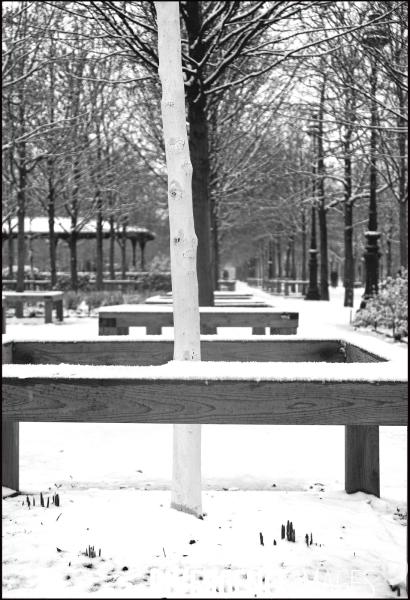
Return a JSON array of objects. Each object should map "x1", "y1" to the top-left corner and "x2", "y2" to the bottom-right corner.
[{"x1": 2, "y1": 283, "x2": 407, "y2": 598}]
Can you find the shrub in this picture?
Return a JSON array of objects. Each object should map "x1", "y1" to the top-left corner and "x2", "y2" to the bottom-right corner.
[
  {"x1": 64, "y1": 291, "x2": 85, "y2": 311},
  {"x1": 354, "y1": 269, "x2": 408, "y2": 340},
  {"x1": 53, "y1": 273, "x2": 94, "y2": 292},
  {"x1": 138, "y1": 271, "x2": 172, "y2": 292}
]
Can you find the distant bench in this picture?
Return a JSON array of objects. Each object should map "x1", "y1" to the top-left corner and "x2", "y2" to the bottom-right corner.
[
  {"x1": 264, "y1": 279, "x2": 308, "y2": 296},
  {"x1": 145, "y1": 295, "x2": 269, "y2": 308},
  {"x1": 217, "y1": 279, "x2": 236, "y2": 291},
  {"x1": 99, "y1": 305, "x2": 298, "y2": 336},
  {"x1": 166, "y1": 291, "x2": 253, "y2": 300},
  {"x1": 2, "y1": 291, "x2": 64, "y2": 323}
]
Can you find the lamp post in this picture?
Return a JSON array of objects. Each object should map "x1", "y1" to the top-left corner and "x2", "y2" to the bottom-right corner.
[
  {"x1": 360, "y1": 11, "x2": 389, "y2": 308},
  {"x1": 305, "y1": 114, "x2": 320, "y2": 300}
]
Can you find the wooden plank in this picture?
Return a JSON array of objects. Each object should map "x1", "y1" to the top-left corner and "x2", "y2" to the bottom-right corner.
[
  {"x1": 2, "y1": 422, "x2": 19, "y2": 491},
  {"x1": 2, "y1": 301, "x2": 5, "y2": 334},
  {"x1": 345, "y1": 425, "x2": 380, "y2": 497},
  {"x1": 2, "y1": 378, "x2": 407, "y2": 425},
  {"x1": 345, "y1": 343, "x2": 386, "y2": 498},
  {"x1": 2, "y1": 341, "x2": 13, "y2": 364},
  {"x1": 346, "y1": 343, "x2": 387, "y2": 364},
  {"x1": 99, "y1": 308, "x2": 299, "y2": 330},
  {"x1": 11, "y1": 339, "x2": 347, "y2": 365},
  {"x1": 44, "y1": 299, "x2": 53, "y2": 323},
  {"x1": 2, "y1": 339, "x2": 18, "y2": 491},
  {"x1": 56, "y1": 299, "x2": 64, "y2": 321}
]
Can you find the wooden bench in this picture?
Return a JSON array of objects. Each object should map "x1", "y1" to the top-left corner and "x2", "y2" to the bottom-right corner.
[
  {"x1": 217, "y1": 279, "x2": 236, "y2": 291},
  {"x1": 98, "y1": 305, "x2": 298, "y2": 336},
  {"x1": 264, "y1": 279, "x2": 308, "y2": 296},
  {"x1": 145, "y1": 295, "x2": 269, "y2": 308},
  {"x1": 165, "y1": 291, "x2": 253, "y2": 300},
  {"x1": 2, "y1": 291, "x2": 64, "y2": 323},
  {"x1": 2, "y1": 337, "x2": 407, "y2": 502}
]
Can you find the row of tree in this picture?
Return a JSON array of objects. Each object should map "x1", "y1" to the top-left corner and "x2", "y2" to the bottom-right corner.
[{"x1": 2, "y1": 1, "x2": 407, "y2": 306}]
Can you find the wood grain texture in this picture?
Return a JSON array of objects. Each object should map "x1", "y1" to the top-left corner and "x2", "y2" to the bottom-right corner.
[
  {"x1": 2, "y1": 378, "x2": 407, "y2": 425},
  {"x1": 345, "y1": 342, "x2": 387, "y2": 497},
  {"x1": 2, "y1": 337, "x2": 18, "y2": 490},
  {"x1": 98, "y1": 309, "x2": 299, "y2": 330},
  {"x1": 2, "y1": 341, "x2": 13, "y2": 364},
  {"x1": 12, "y1": 340, "x2": 346, "y2": 365},
  {"x1": 346, "y1": 343, "x2": 387, "y2": 364},
  {"x1": 345, "y1": 425, "x2": 380, "y2": 496},
  {"x1": 2, "y1": 422, "x2": 19, "y2": 491}
]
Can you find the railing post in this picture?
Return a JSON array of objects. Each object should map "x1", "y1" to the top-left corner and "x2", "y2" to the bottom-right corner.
[
  {"x1": 345, "y1": 425, "x2": 380, "y2": 497},
  {"x1": 2, "y1": 345, "x2": 19, "y2": 491}
]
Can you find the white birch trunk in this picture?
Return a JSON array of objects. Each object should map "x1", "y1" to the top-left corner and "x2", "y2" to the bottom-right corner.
[{"x1": 155, "y1": 0, "x2": 202, "y2": 518}]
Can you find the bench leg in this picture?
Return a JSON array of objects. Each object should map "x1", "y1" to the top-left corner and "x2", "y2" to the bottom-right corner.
[
  {"x1": 270, "y1": 327, "x2": 297, "y2": 335},
  {"x1": 2, "y1": 422, "x2": 19, "y2": 491},
  {"x1": 56, "y1": 299, "x2": 64, "y2": 321},
  {"x1": 99, "y1": 317, "x2": 129, "y2": 336},
  {"x1": 45, "y1": 299, "x2": 52, "y2": 323},
  {"x1": 147, "y1": 326, "x2": 162, "y2": 335},
  {"x1": 345, "y1": 425, "x2": 380, "y2": 497},
  {"x1": 99, "y1": 327, "x2": 129, "y2": 335},
  {"x1": 252, "y1": 327, "x2": 266, "y2": 335},
  {"x1": 15, "y1": 301, "x2": 23, "y2": 318},
  {"x1": 200, "y1": 324, "x2": 217, "y2": 335}
]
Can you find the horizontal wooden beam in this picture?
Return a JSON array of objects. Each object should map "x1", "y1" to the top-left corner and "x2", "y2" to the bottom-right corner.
[
  {"x1": 2, "y1": 292, "x2": 63, "y2": 302},
  {"x1": 11, "y1": 339, "x2": 346, "y2": 366},
  {"x1": 99, "y1": 308, "x2": 299, "y2": 329},
  {"x1": 2, "y1": 377, "x2": 406, "y2": 425}
]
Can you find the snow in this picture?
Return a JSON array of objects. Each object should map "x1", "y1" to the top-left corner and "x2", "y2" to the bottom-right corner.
[
  {"x1": 3, "y1": 357, "x2": 407, "y2": 382},
  {"x1": 2, "y1": 282, "x2": 407, "y2": 598}
]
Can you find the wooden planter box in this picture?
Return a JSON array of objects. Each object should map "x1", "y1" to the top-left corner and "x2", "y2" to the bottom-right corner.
[{"x1": 2, "y1": 337, "x2": 407, "y2": 501}]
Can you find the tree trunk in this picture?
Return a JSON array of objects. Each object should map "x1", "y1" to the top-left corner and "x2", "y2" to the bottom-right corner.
[
  {"x1": 184, "y1": 2, "x2": 213, "y2": 307},
  {"x1": 344, "y1": 202, "x2": 354, "y2": 307},
  {"x1": 277, "y1": 237, "x2": 282, "y2": 278},
  {"x1": 47, "y1": 177, "x2": 57, "y2": 288},
  {"x1": 120, "y1": 235, "x2": 126, "y2": 279},
  {"x1": 7, "y1": 219, "x2": 14, "y2": 278},
  {"x1": 139, "y1": 240, "x2": 146, "y2": 271},
  {"x1": 16, "y1": 142, "x2": 27, "y2": 296},
  {"x1": 317, "y1": 81, "x2": 329, "y2": 301},
  {"x1": 397, "y1": 74, "x2": 407, "y2": 269},
  {"x1": 156, "y1": 0, "x2": 202, "y2": 518},
  {"x1": 69, "y1": 230, "x2": 78, "y2": 292},
  {"x1": 96, "y1": 191, "x2": 103, "y2": 291},
  {"x1": 109, "y1": 215, "x2": 115, "y2": 279},
  {"x1": 301, "y1": 208, "x2": 307, "y2": 282},
  {"x1": 399, "y1": 200, "x2": 407, "y2": 269}
]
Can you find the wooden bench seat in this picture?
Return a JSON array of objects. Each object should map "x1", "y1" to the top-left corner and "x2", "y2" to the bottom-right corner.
[
  {"x1": 2, "y1": 291, "x2": 64, "y2": 323},
  {"x1": 98, "y1": 305, "x2": 298, "y2": 336},
  {"x1": 2, "y1": 337, "x2": 407, "y2": 503},
  {"x1": 145, "y1": 295, "x2": 269, "y2": 308}
]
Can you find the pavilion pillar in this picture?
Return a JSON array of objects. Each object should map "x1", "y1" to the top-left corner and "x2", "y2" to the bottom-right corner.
[
  {"x1": 131, "y1": 239, "x2": 137, "y2": 268},
  {"x1": 139, "y1": 239, "x2": 146, "y2": 271}
]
